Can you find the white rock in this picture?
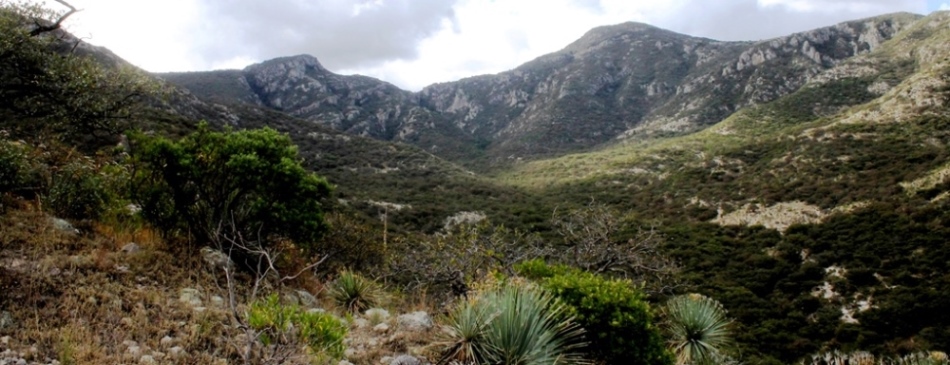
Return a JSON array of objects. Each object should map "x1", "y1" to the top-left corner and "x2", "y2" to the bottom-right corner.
[
  {"x1": 390, "y1": 354, "x2": 421, "y2": 365},
  {"x1": 210, "y1": 296, "x2": 224, "y2": 307},
  {"x1": 139, "y1": 355, "x2": 156, "y2": 365},
  {"x1": 179, "y1": 288, "x2": 202, "y2": 307},
  {"x1": 159, "y1": 336, "x2": 174, "y2": 347},
  {"x1": 295, "y1": 290, "x2": 318, "y2": 308},
  {"x1": 121, "y1": 242, "x2": 141, "y2": 254},
  {"x1": 364, "y1": 308, "x2": 391, "y2": 322},
  {"x1": 373, "y1": 323, "x2": 390, "y2": 333},
  {"x1": 168, "y1": 346, "x2": 185, "y2": 359},
  {"x1": 200, "y1": 248, "x2": 233, "y2": 269},
  {"x1": 49, "y1": 217, "x2": 77, "y2": 234},
  {"x1": 397, "y1": 311, "x2": 432, "y2": 331}
]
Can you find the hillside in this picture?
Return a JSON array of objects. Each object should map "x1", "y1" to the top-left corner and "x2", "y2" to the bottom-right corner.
[
  {"x1": 495, "y1": 10, "x2": 950, "y2": 363},
  {"x1": 3, "y1": 3, "x2": 950, "y2": 365},
  {"x1": 161, "y1": 13, "x2": 921, "y2": 167}
]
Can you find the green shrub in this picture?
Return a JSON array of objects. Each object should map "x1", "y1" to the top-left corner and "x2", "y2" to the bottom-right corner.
[
  {"x1": 0, "y1": 138, "x2": 28, "y2": 193},
  {"x1": 440, "y1": 281, "x2": 588, "y2": 365},
  {"x1": 45, "y1": 160, "x2": 108, "y2": 219},
  {"x1": 246, "y1": 294, "x2": 347, "y2": 360},
  {"x1": 516, "y1": 259, "x2": 673, "y2": 365},
  {"x1": 130, "y1": 123, "x2": 331, "y2": 253},
  {"x1": 328, "y1": 271, "x2": 382, "y2": 314}
]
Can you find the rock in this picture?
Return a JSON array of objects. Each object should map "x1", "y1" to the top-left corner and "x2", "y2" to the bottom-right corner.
[
  {"x1": 380, "y1": 356, "x2": 394, "y2": 364},
  {"x1": 200, "y1": 248, "x2": 233, "y2": 269},
  {"x1": 168, "y1": 346, "x2": 185, "y2": 359},
  {"x1": 121, "y1": 242, "x2": 141, "y2": 254},
  {"x1": 127, "y1": 345, "x2": 142, "y2": 358},
  {"x1": 125, "y1": 204, "x2": 142, "y2": 214},
  {"x1": 307, "y1": 308, "x2": 326, "y2": 314},
  {"x1": 139, "y1": 355, "x2": 156, "y2": 365},
  {"x1": 49, "y1": 217, "x2": 77, "y2": 234},
  {"x1": 339, "y1": 360, "x2": 355, "y2": 365},
  {"x1": 179, "y1": 288, "x2": 202, "y2": 307},
  {"x1": 352, "y1": 318, "x2": 370, "y2": 329},
  {"x1": 0, "y1": 336, "x2": 9, "y2": 345},
  {"x1": 364, "y1": 308, "x2": 391, "y2": 323},
  {"x1": 210, "y1": 295, "x2": 225, "y2": 307},
  {"x1": 159, "y1": 336, "x2": 174, "y2": 347},
  {"x1": 397, "y1": 311, "x2": 432, "y2": 331},
  {"x1": 0, "y1": 311, "x2": 13, "y2": 330},
  {"x1": 390, "y1": 354, "x2": 421, "y2": 365},
  {"x1": 373, "y1": 323, "x2": 390, "y2": 334},
  {"x1": 295, "y1": 290, "x2": 318, "y2": 308}
]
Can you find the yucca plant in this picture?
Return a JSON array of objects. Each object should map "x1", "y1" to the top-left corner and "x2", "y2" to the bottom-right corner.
[
  {"x1": 438, "y1": 297, "x2": 494, "y2": 365},
  {"x1": 328, "y1": 271, "x2": 382, "y2": 313},
  {"x1": 664, "y1": 294, "x2": 733, "y2": 365},
  {"x1": 439, "y1": 282, "x2": 589, "y2": 365}
]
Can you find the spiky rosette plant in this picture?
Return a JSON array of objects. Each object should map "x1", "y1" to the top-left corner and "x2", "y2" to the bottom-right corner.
[
  {"x1": 664, "y1": 294, "x2": 734, "y2": 365},
  {"x1": 438, "y1": 282, "x2": 589, "y2": 365},
  {"x1": 328, "y1": 270, "x2": 382, "y2": 314}
]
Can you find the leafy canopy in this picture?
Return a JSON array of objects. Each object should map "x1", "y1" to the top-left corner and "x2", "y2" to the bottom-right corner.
[
  {"x1": 517, "y1": 259, "x2": 673, "y2": 365},
  {"x1": 131, "y1": 123, "x2": 332, "y2": 253}
]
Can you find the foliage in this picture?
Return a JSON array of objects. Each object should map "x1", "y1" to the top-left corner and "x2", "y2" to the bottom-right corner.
[
  {"x1": 439, "y1": 281, "x2": 589, "y2": 365},
  {"x1": 130, "y1": 123, "x2": 332, "y2": 254},
  {"x1": 0, "y1": 136, "x2": 30, "y2": 193},
  {"x1": 327, "y1": 271, "x2": 382, "y2": 314},
  {"x1": 44, "y1": 159, "x2": 108, "y2": 219},
  {"x1": 517, "y1": 260, "x2": 673, "y2": 365},
  {"x1": 246, "y1": 294, "x2": 347, "y2": 360},
  {"x1": 551, "y1": 203, "x2": 680, "y2": 295},
  {"x1": 664, "y1": 294, "x2": 734, "y2": 365},
  {"x1": 0, "y1": 2, "x2": 155, "y2": 142},
  {"x1": 385, "y1": 220, "x2": 551, "y2": 295}
]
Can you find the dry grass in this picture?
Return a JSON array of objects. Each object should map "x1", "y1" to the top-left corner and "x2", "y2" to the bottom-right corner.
[{"x1": 0, "y1": 204, "x2": 241, "y2": 364}]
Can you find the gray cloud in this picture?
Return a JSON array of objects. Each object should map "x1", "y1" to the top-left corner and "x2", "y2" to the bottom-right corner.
[
  {"x1": 190, "y1": 0, "x2": 458, "y2": 70},
  {"x1": 656, "y1": 0, "x2": 926, "y2": 41}
]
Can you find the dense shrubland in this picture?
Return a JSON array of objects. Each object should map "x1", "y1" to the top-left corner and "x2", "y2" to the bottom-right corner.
[{"x1": 2, "y1": 2, "x2": 949, "y2": 364}]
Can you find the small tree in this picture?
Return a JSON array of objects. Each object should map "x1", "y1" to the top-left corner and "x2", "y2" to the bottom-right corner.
[{"x1": 131, "y1": 124, "x2": 332, "y2": 261}]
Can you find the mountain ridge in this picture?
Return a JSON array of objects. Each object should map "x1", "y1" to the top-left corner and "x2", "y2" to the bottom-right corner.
[{"x1": 159, "y1": 12, "x2": 923, "y2": 167}]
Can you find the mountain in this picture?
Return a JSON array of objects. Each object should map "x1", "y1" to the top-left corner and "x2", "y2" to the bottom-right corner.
[
  {"x1": 160, "y1": 13, "x2": 922, "y2": 166},
  {"x1": 5, "y1": 7, "x2": 950, "y2": 364}
]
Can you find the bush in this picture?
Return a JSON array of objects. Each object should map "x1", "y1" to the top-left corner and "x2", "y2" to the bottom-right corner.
[
  {"x1": 516, "y1": 259, "x2": 673, "y2": 365},
  {"x1": 247, "y1": 294, "x2": 347, "y2": 360},
  {"x1": 131, "y1": 123, "x2": 332, "y2": 254},
  {"x1": 328, "y1": 271, "x2": 382, "y2": 314},
  {"x1": 0, "y1": 138, "x2": 28, "y2": 193},
  {"x1": 45, "y1": 160, "x2": 108, "y2": 219},
  {"x1": 440, "y1": 281, "x2": 588, "y2": 365}
]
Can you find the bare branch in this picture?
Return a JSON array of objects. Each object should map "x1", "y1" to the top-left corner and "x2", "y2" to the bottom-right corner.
[{"x1": 29, "y1": 0, "x2": 79, "y2": 37}]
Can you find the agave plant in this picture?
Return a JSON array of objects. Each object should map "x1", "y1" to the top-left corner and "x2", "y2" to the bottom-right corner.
[
  {"x1": 328, "y1": 270, "x2": 382, "y2": 313},
  {"x1": 664, "y1": 294, "x2": 733, "y2": 365},
  {"x1": 439, "y1": 282, "x2": 589, "y2": 365}
]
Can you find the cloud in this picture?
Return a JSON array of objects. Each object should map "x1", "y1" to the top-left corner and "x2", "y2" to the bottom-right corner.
[
  {"x1": 60, "y1": 0, "x2": 926, "y2": 91},
  {"x1": 660, "y1": 0, "x2": 924, "y2": 41},
  {"x1": 188, "y1": 0, "x2": 458, "y2": 72}
]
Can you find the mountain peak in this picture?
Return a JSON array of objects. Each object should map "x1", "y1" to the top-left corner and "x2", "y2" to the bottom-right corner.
[{"x1": 245, "y1": 54, "x2": 326, "y2": 73}]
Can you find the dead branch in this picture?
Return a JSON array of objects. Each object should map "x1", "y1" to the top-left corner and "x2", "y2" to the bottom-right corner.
[{"x1": 29, "y1": 0, "x2": 79, "y2": 36}]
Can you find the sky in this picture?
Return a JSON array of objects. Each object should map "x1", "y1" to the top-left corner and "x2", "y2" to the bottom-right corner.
[{"x1": 48, "y1": 0, "x2": 943, "y2": 91}]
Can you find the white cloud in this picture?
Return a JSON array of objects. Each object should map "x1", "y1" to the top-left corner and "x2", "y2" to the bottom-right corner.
[{"x1": 47, "y1": 0, "x2": 926, "y2": 91}]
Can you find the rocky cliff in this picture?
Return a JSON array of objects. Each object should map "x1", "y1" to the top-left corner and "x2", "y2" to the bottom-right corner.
[{"x1": 160, "y1": 13, "x2": 922, "y2": 166}]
